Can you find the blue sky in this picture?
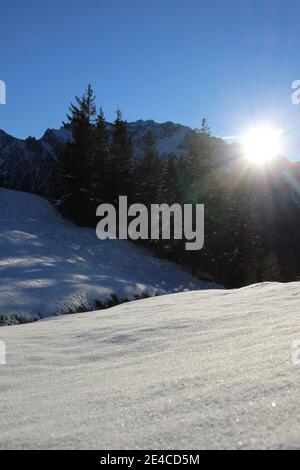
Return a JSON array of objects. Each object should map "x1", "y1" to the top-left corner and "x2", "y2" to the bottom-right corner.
[{"x1": 0, "y1": 0, "x2": 300, "y2": 159}]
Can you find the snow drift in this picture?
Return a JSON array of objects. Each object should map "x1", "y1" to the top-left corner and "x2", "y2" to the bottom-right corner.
[
  {"x1": 0, "y1": 189, "x2": 217, "y2": 322},
  {"x1": 0, "y1": 282, "x2": 300, "y2": 449}
]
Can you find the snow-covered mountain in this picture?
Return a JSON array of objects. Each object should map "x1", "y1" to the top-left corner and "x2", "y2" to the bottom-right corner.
[
  {"x1": 2, "y1": 120, "x2": 300, "y2": 200},
  {"x1": 0, "y1": 128, "x2": 70, "y2": 195},
  {"x1": 0, "y1": 281, "x2": 299, "y2": 449},
  {"x1": 0, "y1": 188, "x2": 218, "y2": 323},
  {"x1": 0, "y1": 120, "x2": 192, "y2": 196}
]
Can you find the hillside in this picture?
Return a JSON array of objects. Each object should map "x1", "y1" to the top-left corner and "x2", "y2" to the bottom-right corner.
[
  {"x1": 0, "y1": 282, "x2": 300, "y2": 449},
  {"x1": 0, "y1": 189, "x2": 217, "y2": 323}
]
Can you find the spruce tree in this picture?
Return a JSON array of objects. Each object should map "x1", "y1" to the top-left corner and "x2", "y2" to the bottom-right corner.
[
  {"x1": 261, "y1": 253, "x2": 282, "y2": 282},
  {"x1": 0, "y1": 166, "x2": 5, "y2": 188},
  {"x1": 91, "y1": 107, "x2": 109, "y2": 206},
  {"x1": 54, "y1": 85, "x2": 96, "y2": 225},
  {"x1": 135, "y1": 131, "x2": 161, "y2": 205},
  {"x1": 106, "y1": 109, "x2": 133, "y2": 203},
  {"x1": 160, "y1": 154, "x2": 182, "y2": 204},
  {"x1": 181, "y1": 118, "x2": 212, "y2": 202}
]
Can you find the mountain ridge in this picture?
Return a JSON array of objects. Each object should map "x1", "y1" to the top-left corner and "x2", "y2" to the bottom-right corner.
[
  {"x1": 0, "y1": 120, "x2": 193, "y2": 195},
  {"x1": 1, "y1": 120, "x2": 300, "y2": 198}
]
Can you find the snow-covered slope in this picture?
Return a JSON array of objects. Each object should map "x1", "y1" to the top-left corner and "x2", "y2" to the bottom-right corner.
[
  {"x1": 0, "y1": 282, "x2": 300, "y2": 449},
  {"x1": 0, "y1": 121, "x2": 192, "y2": 195},
  {"x1": 0, "y1": 189, "x2": 217, "y2": 322}
]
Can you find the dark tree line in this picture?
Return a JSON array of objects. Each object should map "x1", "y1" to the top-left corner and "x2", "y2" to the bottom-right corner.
[
  {"x1": 52, "y1": 86, "x2": 300, "y2": 287},
  {"x1": 53, "y1": 85, "x2": 182, "y2": 225}
]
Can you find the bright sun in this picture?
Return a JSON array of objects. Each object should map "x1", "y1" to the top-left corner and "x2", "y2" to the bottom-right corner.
[{"x1": 243, "y1": 126, "x2": 281, "y2": 164}]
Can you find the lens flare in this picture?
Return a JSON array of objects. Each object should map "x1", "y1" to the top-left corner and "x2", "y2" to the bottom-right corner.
[{"x1": 243, "y1": 126, "x2": 281, "y2": 163}]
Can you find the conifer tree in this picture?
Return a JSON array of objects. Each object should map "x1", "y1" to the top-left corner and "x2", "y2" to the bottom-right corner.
[
  {"x1": 54, "y1": 85, "x2": 96, "y2": 225},
  {"x1": 106, "y1": 109, "x2": 133, "y2": 203},
  {"x1": 91, "y1": 107, "x2": 109, "y2": 205},
  {"x1": 135, "y1": 131, "x2": 161, "y2": 205},
  {"x1": 181, "y1": 118, "x2": 212, "y2": 202},
  {"x1": 0, "y1": 166, "x2": 5, "y2": 188},
  {"x1": 200, "y1": 118, "x2": 211, "y2": 135},
  {"x1": 261, "y1": 253, "x2": 282, "y2": 282},
  {"x1": 160, "y1": 154, "x2": 182, "y2": 204}
]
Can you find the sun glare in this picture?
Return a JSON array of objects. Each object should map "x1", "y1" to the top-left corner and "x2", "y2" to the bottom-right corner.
[{"x1": 243, "y1": 126, "x2": 281, "y2": 164}]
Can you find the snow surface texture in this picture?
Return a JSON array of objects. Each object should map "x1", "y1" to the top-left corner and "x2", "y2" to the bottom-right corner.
[
  {"x1": 0, "y1": 189, "x2": 217, "y2": 321},
  {"x1": 1, "y1": 282, "x2": 300, "y2": 449}
]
